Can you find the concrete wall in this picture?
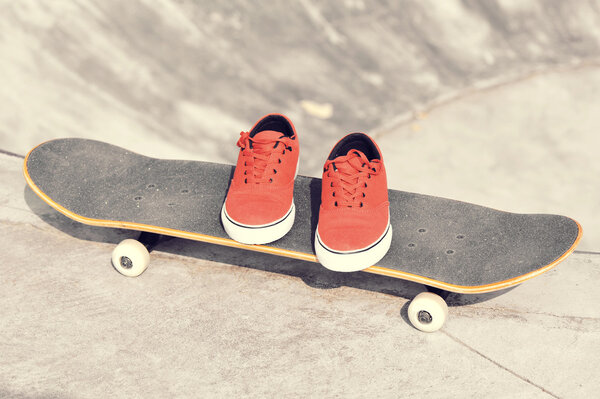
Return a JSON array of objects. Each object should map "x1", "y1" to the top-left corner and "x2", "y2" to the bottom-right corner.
[{"x1": 2, "y1": 0, "x2": 599, "y2": 171}]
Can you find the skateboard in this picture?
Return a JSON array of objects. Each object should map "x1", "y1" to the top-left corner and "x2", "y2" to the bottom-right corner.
[{"x1": 23, "y1": 138, "x2": 582, "y2": 332}]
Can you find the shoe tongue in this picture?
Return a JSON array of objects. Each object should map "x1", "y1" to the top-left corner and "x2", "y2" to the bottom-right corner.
[{"x1": 251, "y1": 130, "x2": 285, "y2": 147}]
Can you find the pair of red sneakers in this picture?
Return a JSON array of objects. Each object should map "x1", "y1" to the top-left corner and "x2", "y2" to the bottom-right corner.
[{"x1": 221, "y1": 114, "x2": 392, "y2": 272}]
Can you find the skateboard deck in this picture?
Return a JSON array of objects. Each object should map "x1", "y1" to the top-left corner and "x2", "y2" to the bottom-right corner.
[{"x1": 24, "y1": 138, "x2": 582, "y2": 294}]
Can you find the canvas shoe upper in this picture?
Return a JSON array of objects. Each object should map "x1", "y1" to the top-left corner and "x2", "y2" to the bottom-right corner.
[
  {"x1": 315, "y1": 133, "x2": 392, "y2": 271},
  {"x1": 221, "y1": 114, "x2": 299, "y2": 244}
]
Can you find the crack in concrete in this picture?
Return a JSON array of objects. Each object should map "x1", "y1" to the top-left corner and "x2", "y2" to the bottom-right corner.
[
  {"x1": 0, "y1": 148, "x2": 24, "y2": 158},
  {"x1": 453, "y1": 304, "x2": 600, "y2": 324},
  {"x1": 0, "y1": 218, "x2": 57, "y2": 235},
  {"x1": 443, "y1": 331, "x2": 561, "y2": 398},
  {"x1": 574, "y1": 250, "x2": 600, "y2": 256}
]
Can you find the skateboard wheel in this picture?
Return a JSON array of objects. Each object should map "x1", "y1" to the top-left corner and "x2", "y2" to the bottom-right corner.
[
  {"x1": 111, "y1": 239, "x2": 150, "y2": 277},
  {"x1": 407, "y1": 292, "x2": 448, "y2": 332}
]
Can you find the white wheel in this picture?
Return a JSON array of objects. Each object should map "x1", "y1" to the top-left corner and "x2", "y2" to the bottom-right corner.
[
  {"x1": 111, "y1": 239, "x2": 150, "y2": 277},
  {"x1": 407, "y1": 291, "x2": 449, "y2": 332}
]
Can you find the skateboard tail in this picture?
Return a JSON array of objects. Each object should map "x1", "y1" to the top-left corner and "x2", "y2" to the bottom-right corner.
[{"x1": 368, "y1": 218, "x2": 581, "y2": 294}]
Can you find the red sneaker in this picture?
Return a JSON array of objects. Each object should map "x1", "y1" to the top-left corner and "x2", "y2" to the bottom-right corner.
[
  {"x1": 315, "y1": 133, "x2": 392, "y2": 271},
  {"x1": 221, "y1": 114, "x2": 299, "y2": 244}
]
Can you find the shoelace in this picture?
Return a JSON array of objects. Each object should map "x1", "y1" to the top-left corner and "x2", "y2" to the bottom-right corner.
[
  {"x1": 324, "y1": 149, "x2": 381, "y2": 208},
  {"x1": 237, "y1": 131, "x2": 294, "y2": 184}
]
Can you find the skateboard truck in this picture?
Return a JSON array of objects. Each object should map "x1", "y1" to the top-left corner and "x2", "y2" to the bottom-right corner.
[{"x1": 138, "y1": 232, "x2": 162, "y2": 252}]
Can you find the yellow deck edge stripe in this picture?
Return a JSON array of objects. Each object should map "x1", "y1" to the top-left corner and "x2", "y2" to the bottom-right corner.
[{"x1": 23, "y1": 142, "x2": 583, "y2": 294}]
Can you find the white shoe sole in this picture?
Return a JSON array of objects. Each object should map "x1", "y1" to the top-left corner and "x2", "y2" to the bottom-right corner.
[
  {"x1": 221, "y1": 201, "x2": 295, "y2": 245},
  {"x1": 315, "y1": 223, "x2": 392, "y2": 272}
]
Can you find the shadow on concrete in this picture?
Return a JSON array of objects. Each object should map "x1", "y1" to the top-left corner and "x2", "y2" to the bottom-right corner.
[
  {"x1": 24, "y1": 185, "x2": 131, "y2": 245},
  {"x1": 24, "y1": 184, "x2": 513, "y2": 309}
]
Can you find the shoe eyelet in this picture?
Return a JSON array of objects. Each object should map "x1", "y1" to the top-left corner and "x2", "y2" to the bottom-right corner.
[
  {"x1": 364, "y1": 183, "x2": 367, "y2": 188},
  {"x1": 330, "y1": 182, "x2": 333, "y2": 187},
  {"x1": 332, "y1": 192, "x2": 335, "y2": 197},
  {"x1": 368, "y1": 175, "x2": 371, "y2": 179},
  {"x1": 244, "y1": 171, "x2": 247, "y2": 175},
  {"x1": 279, "y1": 159, "x2": 282, "y2": 164},
  {"x1": 244, "y1": 178, "x2": 247, "y2": 184},
  {"x1": 269, "y1": 178, "x2": 273, "y2": 183},
  {"x1": 273, "y1": 169, "x2": 277, "y2": 174},
  {"x1": 360, "y1": 202, "x2": 363, "y2": 207},
  {"x1": 334, "y1": 201, "x2": 338, "y2": 207},
  {"x1": 362, "y1": 193, "x2": 365, "y2": 198}
]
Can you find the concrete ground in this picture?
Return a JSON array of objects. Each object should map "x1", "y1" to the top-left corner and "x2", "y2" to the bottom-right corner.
[
  {"x1": 1, "y1": 1, "x2": 600, "y2": 398},
  {"x1": 1, "y1": 153, "x2": 599, "y2": 398}
]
